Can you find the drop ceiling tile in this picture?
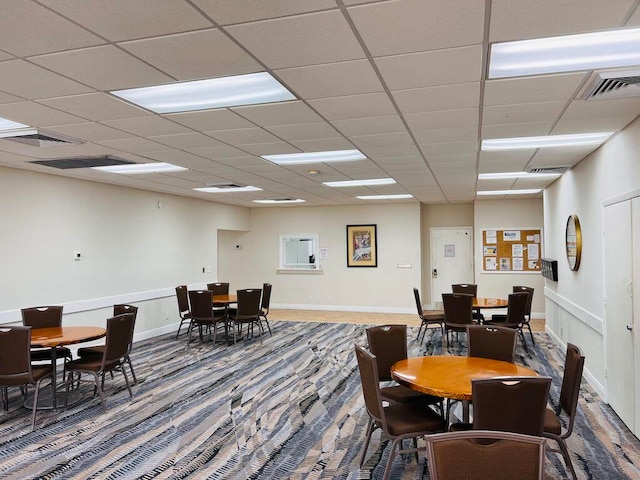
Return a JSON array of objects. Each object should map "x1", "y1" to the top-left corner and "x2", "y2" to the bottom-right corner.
[
  {"x1": 212, "y1": 156, "x2": 268, "y2": 168},
  {"x1": 95, "y1": 137, "x2": 166, "y2": 153},
  {"x1": 484, "y1": 73, "x2": 587, "y2": 106},
  {"x1": 350, "y1": 132, "x2": 414, "y2": 149},
  {"x1": 481, "y1": 122, "x2": 553, "y2": 139},
  {"x1": 628, "y1": 5, "x2": 640, "y2": 25},
  {"x1": 479, "y1": 150, "x2": 534, "y2": 166},
  {"x1": 551, "y1": 115, "x2": 635, "y2": 135},
  {"x1": 482, "y1": 101, "x2": 566, "y2": 125},
  {"x1": 232, "y1": 101, "x2": 322, "y2": 126},
  {"x1": 0, "y1": 91, "x2": 22, "y2": 104},
  {"x1": 561, "y1": 98, "x2": 640, "y2": 120},
  {"x1": 331, "y1": 115, "x2": 406, "y2": 137},
  {"x1": 192, "y1": 0, "x2": 337, "y2": 25},
  {"x1": 489, "y1": 0, "x2": 634, "y2": 42},
  {"x1": 144, "y1": 150, "x2": 220, "y2": 169},
  {"x1": 413, "y1": 126, "x2": 478, "y2": 144},
  {"x1": 0, "y1": 51, "x2": 14, "y2": 61},
  {"x1": 392, "y1": 82, "x2": 480, "y2": 114},
  {"x1": 513, "y1": 177, "x2": 559, "y2": 189},
  {"x1": 38, "y1": 93, "x2": 152, "y2": 121},
  {"x1": 290, "y1": 137, "x2": 355, "y2": 151},
  {"x1": 0, "y1": 60, "x2": 95, "y2": 99},
  {"x1": 30, "y1": 46, "x2": 173, "y2": 91},
  {"x1": 308, "y1": 93, "x2": 396, "y2": 120},
  {"x1": 0, "y1": 1, "x2": 104, "y2": 56},
  {"x1": 167, "y1": 109, "x2": 255, "y2": 131},
  {"x1": 194, "y1": 163, "x2": 247, "y2": 175},
  {"x1": 275, "y1": 59, "x2": 383, "y2": 99},
  {"x1": 226, "y1": 10, "x2": 365, "y2": 69},
  {"x1": 478, "y1": 156, "x2": 530, "y2": 173},
  {"x1": 266, "y1": 122, "x2": 340, "y2": 141},
  {"x1": 391, "y1": 171, "x2": 437, "y2": 186},
  {"x1": 528, "y1": 145, "x2": 599, "y2": 166},
  {"x1": 0, "y1": 101, "x2": 86, "y2": 127},
  {"x1": 348, "y1": 0, "x2": 484, "y2": 56},
  {"x1": 103, "y1": 116, "x2": 192, "y2": 136},
  {"x1": 41, "y1": 0, "x2": 212, "y2": 41},
  {"x1": 419, "y1": 142, "x2": 478, "y2": 157},
  {"x1": 405, "y1": 108, "x2": 479, "y2": 130},
  {"x1": 147, "y1": 133, "x2": 224, "y2": 149},
  {"x1": 208, "y1": 127, "x2": 282, "y2": 145},
  {"x1": 44, "y1": 122, "x2": 135, "y2": 142},
  {"x1": 239, "y1": 142, "x2": 301, "y2": 156},
  {"x1": 142, "y1": 173, "x2": 201, "y2": 189},
  {"x1": 375, "y1": 45, "x2": 482, "y2": 90},
  {"x1": 359, "y1": 143, "x2": 421, "y2": 159},
  {"x1": 120, "y1": 29, "x2": 263, "y2": 81},
  {"x1": 187, "y1": 145, "x2": 252, "y2": 159}
]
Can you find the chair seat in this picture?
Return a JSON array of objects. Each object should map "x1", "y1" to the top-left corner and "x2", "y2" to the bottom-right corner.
[
  {"x1": 543, "y1": 408, "x2": 562, "y2": 435},
  {"x1": 65, "y1": 357, "x2": 120, "y2": 373},
  {"x1": 449, "y1": 422, "x2": 473, "y2": 432},
  {"x1": 77, "y1": 345, "x2": 104, "y2": 357},
  {"x1": 30, "y1": 347, "x2": 72, "y2": 362},
  {"x1": 485, "y1": 315, "x2": 518, "y2": 328},
  {"x1": 381, "y1": 385, "x2": 441, "y2": 405},
  {"x1": 385, "y1": 402, "x2": 447, "y2": 437},
  {"x1": 422, "y1": 310, "x2": 445, "y2": 321}
]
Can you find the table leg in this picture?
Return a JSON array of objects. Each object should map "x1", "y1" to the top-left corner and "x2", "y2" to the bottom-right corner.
[
  {"x1": 50, "y1": 347, "x2": 58, "y2": 409},
  {"x1": 462, "y1": 400, "x2": 470, "y2": 423}
]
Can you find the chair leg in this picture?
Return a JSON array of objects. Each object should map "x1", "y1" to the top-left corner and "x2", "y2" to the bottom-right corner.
[
  {"x1": 416, "y1": 322, "x2": 424, "y2": 341},
  {"x1": 383, "y1": 437, "x2": 402, "y2": 480},
  {"x1": 120, "y1": 364, "x2": 133, "y2": 398},
  {"x1": 550, "y1": 436, "x2": 578, "y2": 480},
  {"x1": 264, "y1": 318, "x2": 272, "y2": 336},
  {"x1": 125, "y1": 355, "x2": 137, "y2": 385},
  {"x1": 359, "y1": 417, "x2": 375, "y2": 467},
  {"x1": 527, "y1": 323, "x2": 536, "y2": 344},
  {"x1": 257, "y1": 320, "x2": 263, "y2": 344},
  {"x1": 1, "y1": 386, "x2": 8, "y2": 412},
  {"x1": 31, "y1": 378, "x2": 45, "y2": 431}
]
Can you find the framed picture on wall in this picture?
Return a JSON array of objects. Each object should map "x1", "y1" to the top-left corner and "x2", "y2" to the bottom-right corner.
[{"x1": 346, "y1": 224, "x2": 377, "y2": 267}]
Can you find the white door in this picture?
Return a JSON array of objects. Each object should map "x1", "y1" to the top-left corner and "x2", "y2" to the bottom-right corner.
[
  {"x1": 431, "y1": 227, "x2": 474, "y2": 309},
  {"x1": 604, "y1": 200, "x2": 635, "y2": 432}
]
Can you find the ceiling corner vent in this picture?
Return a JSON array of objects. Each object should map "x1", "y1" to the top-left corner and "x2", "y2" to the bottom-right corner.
[
  {"x1": 581, "y1": 69, "x2": 640, "y2": 100},
  {"x1": 527, "y1": 166, "x2": 569, "y2": 174},
  {"x1": 2, "y1": 130, "x2": 83, "y2": 147}
]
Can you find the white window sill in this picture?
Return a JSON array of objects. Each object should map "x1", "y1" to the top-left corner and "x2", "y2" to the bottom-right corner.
[{"x1": 277, "y1": 268, "x2": 323, "y2": 274}]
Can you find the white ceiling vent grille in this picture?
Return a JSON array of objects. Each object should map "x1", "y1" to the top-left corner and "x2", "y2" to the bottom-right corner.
[
  {"x1": 581, "y1": 70, "x2": 640, "y2": 100},
  {"x1": 205, "y1": 182, "x2": 245, "y2": 189},
  {"x1": 527, "y1": 166, "x2": 569, "y2": 174},
  {"x1": 2, "y1": 130, "x2": 83, "y2": 147}
]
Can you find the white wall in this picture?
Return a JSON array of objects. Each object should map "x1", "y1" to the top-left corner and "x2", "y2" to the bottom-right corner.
[
  {"x1": 544, "y1": 116, "x2": 640, "y2": 398},
  {"x1": 218, "y1": 203, "x2": 422, "y2": 313},
  {"x1": 474, "y1": 199, "x2": 546, "y2": 316},
  {"x1": 0, "y1": 167, "x2": 250, "y2": 341}
]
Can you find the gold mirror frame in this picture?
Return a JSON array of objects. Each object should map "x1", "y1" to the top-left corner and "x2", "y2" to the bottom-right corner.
[{"x1": 565, "y1": 214, "x2": 582, "y2": 271}]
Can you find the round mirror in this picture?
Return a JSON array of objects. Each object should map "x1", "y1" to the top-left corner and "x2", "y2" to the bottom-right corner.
[{"x1": 565, "y1": 214, "x2": 582, "y2": 271}]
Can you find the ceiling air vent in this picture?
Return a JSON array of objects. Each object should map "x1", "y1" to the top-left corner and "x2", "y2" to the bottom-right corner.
[
  {"x1": 2, "y1": 130, "x2": 83, "y2": 147},
  {"x1": 205, "y1": 182, "x2": 245, "y2": 189},
  {"x1": 30, "y1": 156, "x2": 134, "y2": 170},
  {"x1": 527, "y1": 166, "x2": 569, "y2": 174},
  {"x1": 581, "y1": 69, "x2": 640, "y2": 100}
]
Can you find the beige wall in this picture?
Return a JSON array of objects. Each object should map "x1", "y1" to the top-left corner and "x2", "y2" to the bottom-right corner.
[{"x1": 219, "y1": 203, "x2": 422, "y2": 312}]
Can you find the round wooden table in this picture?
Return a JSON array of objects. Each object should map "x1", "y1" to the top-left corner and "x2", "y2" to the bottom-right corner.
[
  {"x1": 391, "y1": 355, "x2": 537, "y2": 421},
  {"x1": 30, "y1": 326, "x2": 106, "y2": 409},
  {"x1": 472, "y1": 297, "x2": 508, "y2": 310}
]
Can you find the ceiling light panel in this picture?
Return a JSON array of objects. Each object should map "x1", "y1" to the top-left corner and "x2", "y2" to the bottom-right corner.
[
  {"x1": 111, "y1": 72, "x2": 296, "y2": 113},
  {"x1": 93, "y1": 162, "x2": 187, "y2": 174},
  {"x1": 194, "y1": 186, "x2": 262, "y2": 193},
  {"x1": 253, "y1": 199, "x2": 305, "y2": 204},
  {"x1": 323, "y1": 178, "x2": 396, "y2": 187},
  {"x1": 262, "y1": 149, "x2": 366, "y2": 165},
  {"x1": 477, "y1": 189, "x2": 541, "y2": 196},
  {"x1": 356, "y1": 194, "x2": 413, "y2": 200},
  {"x1": 481, "y1": 132, "x2": 613, "y2": 151},
  {"x1": 489, "y1": 28, "x2": 640, "y2": 78},
  {"x1": 478, "y1": 171, "x2": 561, "y2": 179}
]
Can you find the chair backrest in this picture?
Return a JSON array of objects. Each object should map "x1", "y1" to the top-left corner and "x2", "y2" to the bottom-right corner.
[
  {"x1": 366, "y1": 325, "x2": 408, "y2": 381},
  {"x1": 505, "y1": 292, "x2": 529, "y2": 325},
  {"x1": 452, "y1": 284, "x2": 478, "y2": 296},
  {"x1": 188, "y1": 290, "x2": 215, "y2": 320},
  {"x1": 559, "y1": 343, "x2": 585, "y2": 435},
  {"x1": 114, "y1": 305, "x2": 137, "y2": 351},
  {"x1": 236, "y1": 289, "x2": 262, "y2": 318},
  {"x1": 103, "y1": 313, "x2": 136, "y2": 367},
  {"x1": 442, "y1": 293, "x2": 474, "y2": 326},
  {"x1": 0, "y1": 326, "x2": 34, "y2": 384},
  {"x1": 413, "y1": 288, "x2": 424, "y2": 317},
  {"x1": 467, "y1": 325, "x2": 517, "y2": 363},
  {"x1": 261, "y1": 283, "x2": 272, "y2": 311},
  {"x1": 472, "y1": 376, "x2": 551, "y2": 436},
  {"x1": 21, "y1": 306, "x2": 63, "y2": 328},
  {"x1": 175, "y1": 285, "x2": 189, "y2": 313},
  {"x1": 425, "y1": 430, "x2": 546, "y2": 480},
  {"x1": 207, "y1": 282, "x2": 229, "y2": 295},
  {"x1": 354, "y1": 344, "x2": 384, "y2": 424},
  {"x1": 513, "y1": 286, "x2": 534, "y2": 319}
]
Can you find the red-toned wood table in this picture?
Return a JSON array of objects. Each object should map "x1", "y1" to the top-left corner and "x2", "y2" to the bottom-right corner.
[
  {"x1": 391, "y1": 355, "x2": 537, "y2": 422},
  {"x1": 30, "y1": 326, "x2": 106, "y2": 409},
  {"x1": 212, "y1": 294, "x2": 238, "y2": 343},
  {"x1": 472, "y1": 297, "x2": 508, "y2": 322}
]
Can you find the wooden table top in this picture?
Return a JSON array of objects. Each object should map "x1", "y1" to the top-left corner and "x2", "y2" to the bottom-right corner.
[
  {"x1": 391, "y1": 355, "x2": 537, "y2": 401},
  {"x1": 473, "y1": 297, "x2": 508, "y2": 309},
  {"x1": 213, "y1": 294, "x2": 237, "y2": 304},
  {"x1": 30, "y1": 326, "x2": 106, "y2": 348}
]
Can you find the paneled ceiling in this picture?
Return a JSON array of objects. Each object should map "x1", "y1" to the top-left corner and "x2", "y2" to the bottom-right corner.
[{"x1": 1, "y1": 0, "x2": 639, "y2": 207}]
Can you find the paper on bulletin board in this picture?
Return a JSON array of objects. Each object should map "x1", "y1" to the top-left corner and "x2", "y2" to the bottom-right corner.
[
  {"x1": 499, "y1": 258, "x2": 511, "y2": 270},
  {"x1": 512, "y1": 244, "x2": 523, "y2": 257},
  {"x1": 527, "y1": 243, "x2": 539, "y2": 260},
  {"x1": 485, "y1": 257, "x2": 497, "y2": 270},
  {"x1": 503, "y1": 231, "x2": 521, "y2": 241},
  {"x1": 484, "y1": 246, "x2": 497, "y2": 255},
  {"x1": 485, "y1": 230, "x2": 497, "y2": 244},
  {"x1": 513, "y1": 257, "x2": 524, "y2": 270}
]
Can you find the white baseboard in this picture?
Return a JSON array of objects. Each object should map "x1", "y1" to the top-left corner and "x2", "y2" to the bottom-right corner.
[{"x1": 272, "y1": 303, "x2": 415, "y2": 315}]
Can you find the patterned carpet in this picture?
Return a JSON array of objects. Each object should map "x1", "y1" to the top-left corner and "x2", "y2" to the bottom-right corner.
[{"x1": 0, "y1": 321, "x2": 639, "y2": 479}]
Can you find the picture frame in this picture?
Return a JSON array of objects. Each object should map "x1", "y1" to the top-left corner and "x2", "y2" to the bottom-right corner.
[{"x1": 346, "y1": 224, "x2": 377, "y2": 267}]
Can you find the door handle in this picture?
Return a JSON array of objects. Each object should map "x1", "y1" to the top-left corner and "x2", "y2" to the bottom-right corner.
[
  {"x1": 626, "y1": 281, "x2": 633, "y2": 297},
  {"x1": 627, "y1": 325, "x2": 633, "y2": 331},
  {"x1": 432, "y1": 268, "x2": 438, "y2": 278}
]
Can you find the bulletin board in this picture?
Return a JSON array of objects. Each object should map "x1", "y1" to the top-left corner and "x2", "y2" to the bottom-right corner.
[{"x1": 482, "y1": 228, "x2": 542, "y2": 273}]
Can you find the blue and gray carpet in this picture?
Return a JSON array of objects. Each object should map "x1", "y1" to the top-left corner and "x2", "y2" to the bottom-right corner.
[{"x1": 0, "y1": 321, "x2": 638, "y2": 479}]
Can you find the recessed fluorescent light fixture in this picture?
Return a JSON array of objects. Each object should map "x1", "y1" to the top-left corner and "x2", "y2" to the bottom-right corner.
[
  {"x1": 262, "y1": 149, "x2": 366, "y2": 165},
  {"x1": 253, "y1": 199, "x2": 305, "y2": 204},
  {"x1": 478, "y1": 171, "x2": 561, "y2": 179},
  {"x1": 489, "y1": 27, "x2": 640, "y2": 78},
  {"x1": 0, "y1": 117, "x2": 36, "y2": 138},
  {"x1": 93, "y1": 162, "x2": 187, "y2": 174},
  {"x1": 477, "y1": 189, "x2": 541, "y2": 196},
  {"x1": 482, "y1": 132, "x2": 613, "y2": 151},
  {"x1": 356, "y1": 194, "x2": 413, "y2": 200},
  {"x1": 323, "y1": 178, "x2": 396, "y2": 188},
  {"x1": 110, "y1": 72, "x2": 296, "y2": 113},
  {"x1": 194, "y1": 186, "x2": 262, "y2": 193}
]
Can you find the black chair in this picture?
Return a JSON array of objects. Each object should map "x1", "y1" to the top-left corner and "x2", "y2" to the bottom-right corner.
[
  {"x1": 543, "y1": 343, "x2": 585, "y2": 480},
  {"x1": 513, "y1": 286, "x2": 535, "y2": 344},
  {"x1": 174, "y1": 285, "x2": 192, "y2": 339},
  {"x1": 413, "y1": 288, "x2": 444, "y2": 345},
  {"x1": 207, "y1": 282, "x2": 230, "y2": 312},
  {"x1": 452, "y1": 284, "x2": 484, "y2": 322},
  {"x1": 258, "y1": 283, "x2": 272, "y2": 336},
  {"x1": 354, "y1": 344, "x2": 446, "y2": 479},
  {"x1": 466, "y1": 325, "x2": 517, "y2": 363},
  {"x1": 227, "y1": 289, "x2": 263, "y2": 345},
  {"x1": 485, "y1": 291, "x2": 530, "y2": 351},
  {"x1": 187, "y1": 290, "x2": 227, "y2": 347},
  {"x1": 0, "y1": 326, "x2": 53, "y2": 431},
  {"x1": 442, "y1": 293, "x2": 474, "y2": 349}
]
